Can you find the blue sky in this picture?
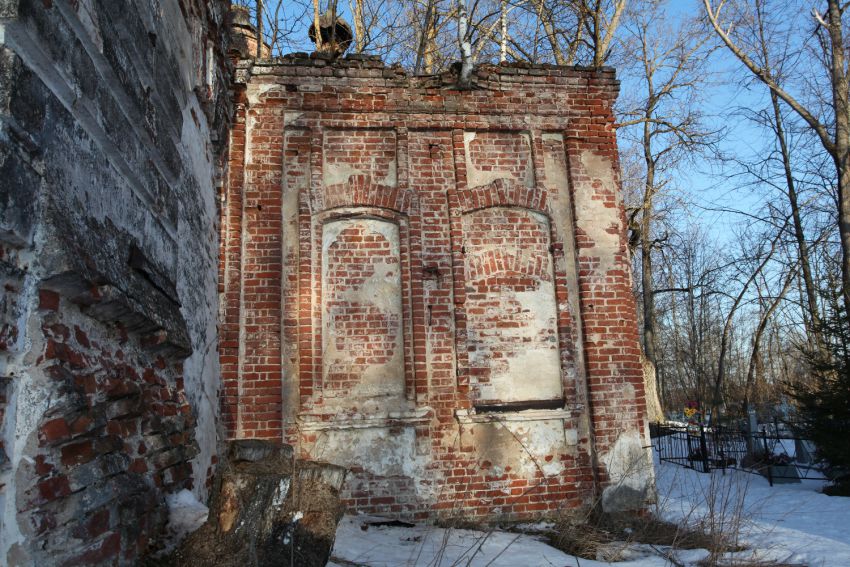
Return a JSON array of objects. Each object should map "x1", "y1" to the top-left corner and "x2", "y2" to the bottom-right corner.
[
  {"x1": 653, "y1": 1, "x2": 829, "y2": 248},
  {"x1": 266, "y1": 0, "x2": 821, "y2": 247}
]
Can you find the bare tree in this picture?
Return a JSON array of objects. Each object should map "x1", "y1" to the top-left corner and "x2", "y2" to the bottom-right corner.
[
  {"x1": 655, "y1": 226, "x2": 728, "y2": 409},
  {"x1": 742, "y1": 262, "x2": 798, "y2": 416},
  {"x1": 704, "y1": 0, "x2": 850, "y2": 321},
  {"x1": 617, "y1": 0, "x2": 718, "y2": 417},
  {"x1": 523, "y1": 0, "x2": 580, "y2": 64},
  {"x1": 582, "y1": 0, "x2": 628, "y2": 66},
  {"x1": 342, "y1": 0, "x2": 412, "y2": 58},
  {"x1": 710, "y1": 220, "x2": 786, "y2": 421},
  {"x1": 714, "y1": 0, "x2": 832, "y2": 357},
  {"x1": 515, "y1": 0, "x2": 626, "y2": 66}
]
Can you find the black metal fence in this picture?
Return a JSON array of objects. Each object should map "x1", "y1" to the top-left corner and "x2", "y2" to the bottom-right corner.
[{"x1": 650, "y1": 423, "x2": 829, "y2": 485}]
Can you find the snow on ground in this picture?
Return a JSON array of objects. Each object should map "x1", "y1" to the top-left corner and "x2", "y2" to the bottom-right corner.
[
  {"x1": 657, "y1": 453, "x2": 850, "y2": 566},
  {"x1": 161, "y1": 489, "x2": 209, "y2": 553},
  {"x1": 328, "y1": 514, "x2": 696, "y2": 567},
  {"x1": 330, "y1": 449, "x2": 850, "y2": 567}
]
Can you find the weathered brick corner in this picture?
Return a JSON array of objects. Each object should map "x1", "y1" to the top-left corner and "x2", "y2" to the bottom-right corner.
[
  {"x1": 1, "y1": 0, "x2": 231, "y2": 564},
  {"x1": 221, "y1": 54, "x2": 653, "y2": 521}
]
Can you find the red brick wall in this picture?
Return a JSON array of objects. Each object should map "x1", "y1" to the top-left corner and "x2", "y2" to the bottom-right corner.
[
  {"x1": 221, "y1": 57, "x2": 650, "y2": 521},
  {"x1": 219, "y1": 94, "x2": 248, "y2": 439},
  {"x1": 321, "y1": 219, "x2": 403, "y2": 399},
  {"x1": 18, "y1": 292, "x2": 198, "y2": 564},
  {"x1": 464, "y1": 131, "x2": 534, "y2": 189},
  {"x1": 1, "y1": 0, "x2": 232, "y2": 562},
  {"x1": 462, "y1": 207, "x2": 561, "y2": 406},
  {"x1": 323, "y1": 128, "x2": 397, "y2": 187}
]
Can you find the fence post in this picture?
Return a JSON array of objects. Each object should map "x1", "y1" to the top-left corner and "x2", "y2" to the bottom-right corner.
[
  {"x1": 762, "y1": 429, "x2": 773, "y2": 487},
  {"x1": 746, "y1": 409, "x2": 757, "y2": 459},
  {"x1": 699, "y1": 423, "x2": 710, "y2": 473}
]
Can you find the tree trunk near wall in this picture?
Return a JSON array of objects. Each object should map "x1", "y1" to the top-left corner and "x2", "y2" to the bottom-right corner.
[
  {"x1": 162, "y1": 441, "x2": 347, "y2": 567},
  {"x1": 642, "y1": 355, "x2": 665, "y2": 423}
]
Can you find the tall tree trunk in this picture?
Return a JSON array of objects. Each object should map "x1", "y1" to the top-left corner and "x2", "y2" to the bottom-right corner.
[
  {"x1": 641, "y1": 124, "x2": 658, "y2": 369},
  {"x1": 591, "y1": 1, "x2": 602, "y2": 66},
  {"x1": 771, "y1": 89, "x2": 824, "y2": 349},
  {"x1": 313, "y1": 0, "x2": 323, "y2": 51},
  {"x1": 457, "y1": 0, "x2": 473, "y2": 88},
  {"x1": 825, "y1": 0, "x2": 850, "y2": 317},
  {"x1": 256, "y1": 0, "x2": 264, "y2": 58},
  {"x1": 837, "y1": 156, "x2": 850, "y2": 315},
  {"x1": 753, "y1": 0, "x2": 825, "y2": 352},
  {"x1": 642, "y1": 356, "x2": 665, "y2": 422},
  {"x1": 424, "y1": 22, "x2": 436, "y2": 73},
  {"x1": 353, "y1": 0, "x2": 364, "y2": 53},
  {"x1": 414, "y1": 0, "x2": 437, "y2": 75}
]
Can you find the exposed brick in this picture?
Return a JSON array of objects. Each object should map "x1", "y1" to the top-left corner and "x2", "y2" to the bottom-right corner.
[
  {"x1": 40, "y1": 418, "x2": 71, "y2": 444},
  {"x1": 60, "y1": 440, "x2": 96, "y2": 467},
  {"x1": 34, "y1": 455, "x2": 54, "y2": 476},
  {"x1": 221, "y1": 58, "x2": 649, "y2": 521},
  {"x1": 3, "y1": 0, "x2": 231, "y2": 563},
  {"x1": 37, "y1": 476, "x2": 71, "y2": 503},
  {"x1": 74, "y1": 325, "x2": 91, "y2": 348},
  {"x1": 38, "y1": 289, "x2": 60, "y2": 312}
]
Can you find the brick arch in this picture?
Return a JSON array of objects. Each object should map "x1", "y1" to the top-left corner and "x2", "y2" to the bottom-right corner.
[
  {"x1": 456, "y1": 205, "x2": 563, "y2": 408},
  {"x1": 456, "y1": 178, "x2": 550, "y2": 217},
  {"x1": 317, "y1": 174, "x2": 419, "y2": 215},
  {"x1": 298, "y1": 204, "x2": 423, "y2": 412},
  {"x1": 465, "y1": 249, "x2": 553, "y2": 287}
]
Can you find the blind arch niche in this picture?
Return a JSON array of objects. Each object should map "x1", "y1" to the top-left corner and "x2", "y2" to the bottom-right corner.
[
  {"x1": 461, "y1": 206, "x2": 562, "y2": 408},
  {"x1": 321, "y1": 216, "x2": 406, "y2": 408}
]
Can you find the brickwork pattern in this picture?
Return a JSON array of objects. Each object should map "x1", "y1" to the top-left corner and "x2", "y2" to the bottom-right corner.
[
  {"x1": 462, "y1": 207, "x2": 561, "y2": 406},
  {"x1": 1, "y1": 0, "x2": 231, "y2": 563},
  {"x1": 323, "y1": 128, "x2": 397, "y2": 188},
  {"x1": 465, "y1": 131, "x2": 534, "y2": 189},
  {"x1": 221, "y1": 57, "x2": 649, "y2": 521},
  {"x1": 21, "y1": 293, "x2": 198, "y2": 565},
  {"x1": 322, "y1": 220, "x2": 403, "y2": 398}
]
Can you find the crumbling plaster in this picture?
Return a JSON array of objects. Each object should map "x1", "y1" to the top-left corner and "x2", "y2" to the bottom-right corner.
[
  {"x1": 222, "y1": 52, "x2": 653, "y2": 521},
  {"x1": 599, "y1": 429, "x2": 655, "y2": 512},
  {"x1": 0, "y1": 0, "x2": 231, "y2": 563},
  {"x1": 462, "y1": 208, "x2": 562, "y2": 404},
  {"x1": 574, "y1": 150, "x2": 623, "y2": 280},
  {"x1": 321, "y1": 218, "x2": 405, "y2": 404}
]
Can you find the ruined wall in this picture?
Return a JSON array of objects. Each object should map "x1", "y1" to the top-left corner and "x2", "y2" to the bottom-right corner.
[
  {"x1": 0, "y1": 0, "x2": 230, "y2": 563},
  {"x1": 221, "y1": 54, "x2": 653, "y2": 522}
]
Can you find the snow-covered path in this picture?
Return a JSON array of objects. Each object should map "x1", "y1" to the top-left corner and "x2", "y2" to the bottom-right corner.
[{"x1": 329, "y1": 452, "x2": 850, "y2": 567}]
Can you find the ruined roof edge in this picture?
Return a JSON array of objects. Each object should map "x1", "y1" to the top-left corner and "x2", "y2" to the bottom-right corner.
[
  {"x1": 245, "y1": 53, "x2": 615, "y2": 74},
  {"x1": 233, "y1": 54, "x2": 620, "y2": 93}
]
